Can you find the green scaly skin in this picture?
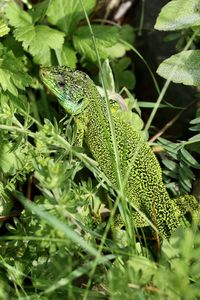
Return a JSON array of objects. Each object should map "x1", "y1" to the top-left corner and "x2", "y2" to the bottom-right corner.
[{"x1": 40, "y1": 66, "x2": 198, "y2": 238}]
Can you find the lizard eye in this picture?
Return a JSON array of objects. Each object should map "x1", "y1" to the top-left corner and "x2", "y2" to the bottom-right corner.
[
  {"x1": 58, "y1": 81, "x2": 65, "y2": 89},
  {"x1": 57, "y1": 75, "x2": 65, "y2": 89},
  {"x1": 77, "y1": 97, "x2": 84, "y2": 105}
]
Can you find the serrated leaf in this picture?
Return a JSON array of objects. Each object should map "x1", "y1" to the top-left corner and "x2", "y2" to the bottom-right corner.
[
  {"x1": 73, "y1": 25, "x2": 119, "y2": 61},
  {"x1": 6, "y1": 1, "x2": 32, "y2": 27},
  {"x1": 109, "y1": 25, "x2": 135, "y2": 58},
  {"x1": 0, "y1": 143, "x2": 22, "y2": 174},
  {"x1": 47, "y1": 0, "x2": 96, "y2": 34},
  {"x1": 3, "y1": 35, "x2": 24, "y2": 57},
  {"x1": 0, "y1": 68, "x2": 17, "y2": 95},
  {"x1": 120, "y1": 24, "x2": 135, "y2": 45},
  {"x1": 14, "y1": 25, "x2": 64, "y2": 65},
  {"x1": 0, "y1": 43, "x2": 32, "y2": 95},
  {"x1": 0, "y1": 19, "x2": 10, "y2": 37},
  {"x1": 155, "y1": 0, "x2": 200, "y2": 31},
  {"x1": 55, "y1": 43, "x2": 77, "y2": 68},
  {"x1": 6, "y1": 1, "x2": 64, "y2": 65},
  {"x1": 30, "y1": 0, "x2": 51, "y2": 23},
  {"x1": 157, "y1": 50, "x2": 200, "y2": 86}
]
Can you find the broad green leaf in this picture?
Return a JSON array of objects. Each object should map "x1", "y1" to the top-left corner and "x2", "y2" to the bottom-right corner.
[
  {"x1": 155, "y1": 0, "x2": 200, "y2": 31},
  {"x1": 114, "y1": 99, "x2": 144, "y2": 132},
  {"x1": 47, "y1": 0, "x2": 96, "y2": 34},
  {"x1": 107, "y1": 42, "x2": 126, "y2": 58},
  {"x1": 30, "y1": 0, "x2": 51, "y2": 23},
  {"x1": 126, "y1": 112, "x2": 144, "y2": 131},
  {"x1": 114, "y1": 58, "x2": 136, "y2": 90},
  {"x1": 0, "y1": 19, "x2": 10, "y2": 37},
  {"x1": 73, "y1": 25, "x2": 119, "y2": 61},
  {"x1": 6, "y1": 1, "x2": 32, "y2": 28},
  {"x1": 0, "y1": 43, "x2": 32, "y2": 95},
  {"x1": 0, "y1": 68, "x2": 17, "y2": 95},
  {"x1": 3, "y1": 35, "x2": 27, "y2": 57},
  {"x1": 14, "y1": 25, "x2": 64, "y2": 65},
  {"x1": 116, "y1": 57, "x2": 132, "y2": 72},
  {"x1": 0, "y1": 142, "x2": 24, "y2": 174},
  {"x1": 107, "y1": 25, "x2": 135, "y2": 58},
  {"x1": 6, "y1": 1, "x2": 64, "y2": 65},
  {"x1": 55, "y1": 43, "x2": 77, "y2": 68},
  {"x1": 117, "y1": 70, "x2": 136, "y2": 90},
  {"x1": 120, "y1": 24, "x2": 135, "y2": 46},
  {"x1": 157, "y1": 50, "x2": 200, "y2": 86}
]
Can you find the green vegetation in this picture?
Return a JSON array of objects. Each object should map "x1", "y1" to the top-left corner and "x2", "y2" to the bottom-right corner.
[{"x1": 0, "y1": 0, "x2": 199, "y2": 299}]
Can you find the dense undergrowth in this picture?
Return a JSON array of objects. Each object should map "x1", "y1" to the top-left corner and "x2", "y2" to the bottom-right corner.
[{"x1": 0, "y1": 0, "x2": 200, "y2": 299}]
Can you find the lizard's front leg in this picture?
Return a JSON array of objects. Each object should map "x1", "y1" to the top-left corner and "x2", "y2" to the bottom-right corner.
[{"x1": 73, "y1": 114, "x2": 89, "y2": 147}]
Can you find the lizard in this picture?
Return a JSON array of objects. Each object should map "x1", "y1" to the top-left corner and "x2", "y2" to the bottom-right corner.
[{"x1": 40, "y1": 66, "x2": 198, "y2": 238}]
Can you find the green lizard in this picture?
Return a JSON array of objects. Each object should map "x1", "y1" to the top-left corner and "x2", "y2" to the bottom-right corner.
[{"x1": 40, "y1": 66, "x2": 198, "y2": 238}]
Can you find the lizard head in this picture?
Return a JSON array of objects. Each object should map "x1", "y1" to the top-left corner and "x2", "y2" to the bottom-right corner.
[{"x1": 40, "y1": 66, "x2": 93, "y2": 115}]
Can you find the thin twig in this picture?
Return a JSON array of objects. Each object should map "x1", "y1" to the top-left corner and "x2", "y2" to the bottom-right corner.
[{"x1": 149, "y1": 99, "x2": 197, "y2": 143}]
